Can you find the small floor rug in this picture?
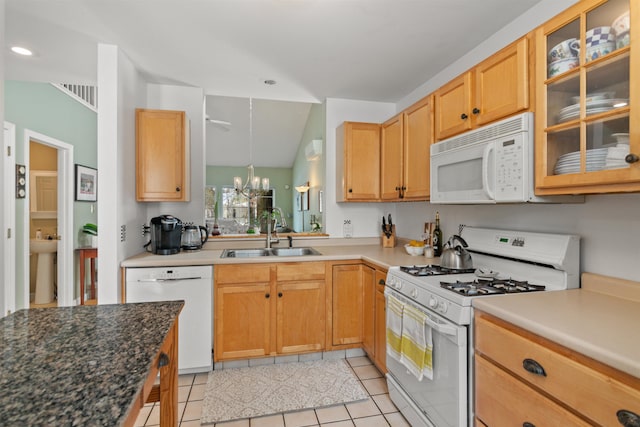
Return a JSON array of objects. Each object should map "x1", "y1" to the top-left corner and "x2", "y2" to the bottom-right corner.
[{"x1": 201, "y1": 359, "x2": 369, "y2": 424}]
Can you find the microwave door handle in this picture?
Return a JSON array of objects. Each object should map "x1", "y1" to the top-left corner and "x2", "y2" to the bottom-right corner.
[{"x1": 482, "y1": 144, "x2": 495, "y2": 200}]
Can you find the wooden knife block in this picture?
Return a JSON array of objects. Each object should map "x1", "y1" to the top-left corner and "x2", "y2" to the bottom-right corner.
[{"x1": 381, "y1": 225, "x2": 396, "y2": 248}]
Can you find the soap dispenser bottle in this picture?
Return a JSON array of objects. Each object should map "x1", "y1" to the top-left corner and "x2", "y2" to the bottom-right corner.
[{"x1": 36, "y1": 229, "x2": 42, "y2": 240}]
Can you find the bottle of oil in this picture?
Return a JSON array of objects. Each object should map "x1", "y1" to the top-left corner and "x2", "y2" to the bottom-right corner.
[{"x1": 433, "y1": 212, "x2": 443, "y2": 257}]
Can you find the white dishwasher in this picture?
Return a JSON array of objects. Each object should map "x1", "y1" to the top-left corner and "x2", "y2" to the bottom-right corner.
[{"x1": 125, "y1": 265, "x2": 213, "y2": 374}]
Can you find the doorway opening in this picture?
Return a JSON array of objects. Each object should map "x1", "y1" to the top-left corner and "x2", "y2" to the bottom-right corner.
[{"x1": 23, "y1": 130, "x2": 74, "y2": 308}]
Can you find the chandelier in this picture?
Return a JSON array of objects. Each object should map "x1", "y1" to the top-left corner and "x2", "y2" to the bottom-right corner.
[{"x1": 233, "y1": 98, "x2": 270, "y2": 232}]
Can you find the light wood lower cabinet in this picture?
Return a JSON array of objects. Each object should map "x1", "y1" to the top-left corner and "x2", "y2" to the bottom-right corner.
[
  {"x1": 362, "y1": 265, "x2": 375, "y2": 356},
  {"x1": 373, "y1": 269, "x2": 387, "y2": 373},
  {"x1": 331, "y1": 264, "x2": 364, "y2": 346},
  {"x1": 361, "y1": 263, "x2": 388, "y2": 373},
  {"x1": 215, "y1": 262, "x2": 325, "y2": 361},
  {"x1": 475, "y1": 311, "x2": 640, "y2": 426}
]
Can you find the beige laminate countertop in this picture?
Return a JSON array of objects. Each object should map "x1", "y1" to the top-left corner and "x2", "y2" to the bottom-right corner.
[
  {"x1": 120, "y1": 238, "x2": 434, "y2": 270},
  {"x1": 473, "y1": 276, "x2": 640, "y2": 379}
]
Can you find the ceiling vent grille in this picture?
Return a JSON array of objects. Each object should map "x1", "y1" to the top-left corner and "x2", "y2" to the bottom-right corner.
[{"x1": 51, "y1": 83, "x2": 98, "y2": 112}]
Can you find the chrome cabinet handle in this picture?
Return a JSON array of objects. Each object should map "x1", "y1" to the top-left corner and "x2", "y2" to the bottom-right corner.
[
  {"x1": 522, "y1": 358, "x2": 546, "y2": 376},
  {"x1": 617, "y1": 409, "x2": 640, "y2": 427}
]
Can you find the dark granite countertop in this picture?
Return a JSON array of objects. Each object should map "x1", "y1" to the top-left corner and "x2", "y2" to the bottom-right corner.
[{"x1": 0, "y1": 301, "x2": 184, "y2": 427}]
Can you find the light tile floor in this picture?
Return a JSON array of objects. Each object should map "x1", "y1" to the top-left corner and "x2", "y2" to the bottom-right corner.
[{"x1": 135, "y1": 356, "x2": 410, "y2": 427}]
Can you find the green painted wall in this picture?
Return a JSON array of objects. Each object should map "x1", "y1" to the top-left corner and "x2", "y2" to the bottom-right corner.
[
  {"x1": 5, "y1": 81, "x2": 97, "y2": 306},
  {"x1": 292, "y1": 102, "x2": 325, "y2": 232},
  {"x1": 205, "y1": 165, "x2": 294, "y2": 224}
]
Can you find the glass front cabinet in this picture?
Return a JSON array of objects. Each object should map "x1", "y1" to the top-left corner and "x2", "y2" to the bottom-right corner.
[{"x1": 535, "y1": 0, "x2": 640, "y2": 194}]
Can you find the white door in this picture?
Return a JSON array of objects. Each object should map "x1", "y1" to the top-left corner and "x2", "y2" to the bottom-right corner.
[
  {"x1": 23, "y1": 130, "x2": 74, "y2": 307},
  {"x1": 3, "y1": 122, "x2": 16, "y2": 316}
]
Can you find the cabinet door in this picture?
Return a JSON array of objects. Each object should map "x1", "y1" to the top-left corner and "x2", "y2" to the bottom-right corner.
[
  {"x1": 380, "y1": 114, "x2": 403, "y2": 200},
  {"x1": 362, "y1": 266, "x2": 375, "y2": 356},
  {"x1": 434, "y1": 72, "x2": 472, "y2": 140},
  {"x1": 403, "y1": 95, "x2": 433, "y2": 200},
  {"x1": 215, "y1": 283, "x2": 271, "y2": 361},
  {"x1": 474, "y1": 37, "x2": 529, "y2": 126},
  {"x1": 341, "y1": 122, "x2": 381, "y2": 201},
  {"x1": 374, "y1": 270, "x2": 387, "y2": 373},
  {"x1": 136, "y1": 109, "x2": 189, "y2": 201},
  {"x1": 276, "y1": 281, "x2": 325, "y2": 354},
  {"x1": 332, "y1": 265, "x2": 364, "y2": 345},
  {"x1": 535, "y1": 0, "x2": 640, "y2": 195}
]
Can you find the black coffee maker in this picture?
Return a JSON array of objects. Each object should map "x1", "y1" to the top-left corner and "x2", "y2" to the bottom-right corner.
[{"x1": 146, "y1": 215, "x2": 183, "y2": 255}]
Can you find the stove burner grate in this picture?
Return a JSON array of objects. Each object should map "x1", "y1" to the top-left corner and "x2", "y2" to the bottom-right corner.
[
  {"x1": 440, "y1": 278, "x2": 546, "y2": 296},
  {"x1": 400, "y1": 265, "x2": 476, "y2": 277}
]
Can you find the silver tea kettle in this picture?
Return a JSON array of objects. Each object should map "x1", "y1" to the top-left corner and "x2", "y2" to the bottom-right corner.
[
  {"x1": 440, "y1": 235, "x2": 473, "y2": 270},
  {"x1": 181, "y1": 223, "x2": 209, "y2": 251}
]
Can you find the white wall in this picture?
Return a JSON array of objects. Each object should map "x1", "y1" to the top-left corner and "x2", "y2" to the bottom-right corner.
[
  {"x1": 324, "y1": 98, "x2": 397, "y2": 237},
  {"x1": 0, "y1": 0, "x2": 6, "y2": 314},
  {"x1": 395, "y1": 195, "x2": 640, "y2": 282},
  {"x1": 145, "y1": 84, "x2": 206, "y2": 226},
  {"x1": 97, "y1": 44, "x2": 147, "y2": 304}
]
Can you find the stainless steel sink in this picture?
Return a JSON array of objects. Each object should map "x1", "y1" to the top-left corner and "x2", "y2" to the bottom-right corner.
[
  {"x1": 221, "y1": 247, "x2": 321, "y2": 258},
  {"x1": 270, "y1": 247, "x2": 321, "y2": 256}
]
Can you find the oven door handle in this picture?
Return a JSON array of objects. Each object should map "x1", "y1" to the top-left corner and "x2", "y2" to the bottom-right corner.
[{"x1": 426, "y1": 316, "x2": 458, "y2": 337}]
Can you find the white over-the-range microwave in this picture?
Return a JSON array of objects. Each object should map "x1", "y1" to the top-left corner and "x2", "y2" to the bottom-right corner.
[{"x1": 430, "y1": 112, "x2": 583, "y2": 204}]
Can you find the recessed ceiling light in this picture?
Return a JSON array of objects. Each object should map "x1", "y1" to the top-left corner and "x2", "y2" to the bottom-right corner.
[
  {"x1": 264, "y1": 79, "x2": 277, "y2": 85},
  {"x1": 11, "y1": 46, "x2": 33, "y2": 56}
]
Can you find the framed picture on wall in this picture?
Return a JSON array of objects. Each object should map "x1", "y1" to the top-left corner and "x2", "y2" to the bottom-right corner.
[{"x1": 75, "y1": 164, "x2": 97, "y2": 202}]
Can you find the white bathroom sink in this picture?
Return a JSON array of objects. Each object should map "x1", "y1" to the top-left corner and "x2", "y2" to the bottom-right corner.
[{"x1": 30, "y1": 239, "x2": 58, "y2": 254}]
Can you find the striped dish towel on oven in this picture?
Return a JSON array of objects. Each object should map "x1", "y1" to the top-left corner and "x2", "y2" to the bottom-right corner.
[
  {"x1": 385, "y1": 294, "x2": 404, "y2": 362},
  {"x1": 399, "y1": 303, "x2": 433, "y2": 381}
]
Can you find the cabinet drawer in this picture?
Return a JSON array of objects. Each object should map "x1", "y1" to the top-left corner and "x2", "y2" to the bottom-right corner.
[
  {"x1": 475, "y1": 312, "x2": 640, "y2": 426},
  {"x1": 215, "y1": 264, "x2": 271, "y2": 284},
  {"x1": 475, "y1": 355, "x2": 590, "y2": 426},
  {"x1": 276, "y1": 262, "x2": 325, "y2": 281}
]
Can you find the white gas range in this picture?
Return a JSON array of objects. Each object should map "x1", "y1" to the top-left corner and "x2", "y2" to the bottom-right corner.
[{"x1": 384, "y1": 226, "x2": 580, "y2": 427}]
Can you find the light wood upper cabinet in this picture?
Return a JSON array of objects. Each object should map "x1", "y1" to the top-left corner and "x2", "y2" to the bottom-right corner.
[
  {"x1": 136, "y1": 109, "x2": 190, "y2": 201},
  {"x1": 380, "y1": 96, "x2": 433, "y2": 201},
  {"x1": 402, "y1": 95, "x2": 433, "y2": 200},
  {"x1": 380, "y1": 114, "x2": 404, "y2": 200},
  {"x1": 534, "y1": 0, "x2": 640, "y2": 195},
  {"x1": 435, "y1": 72, "x2": 473, "y2": 140},
  {"x1": 474, "y1": 36, "x2": 529, "y2": 126},
  {"x1": 336, "y1": 122, "x2": 381, "y2": 201},
  {"x1": 435, "y1": 37, "x2": 530, "y2": 141}
]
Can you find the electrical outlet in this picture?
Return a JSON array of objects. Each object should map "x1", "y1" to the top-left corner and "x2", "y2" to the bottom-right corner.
[{"x1": 343, "y1": 219, "x2": 353, "y2": 238}]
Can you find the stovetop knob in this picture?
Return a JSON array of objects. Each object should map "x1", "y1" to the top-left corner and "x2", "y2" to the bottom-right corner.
[
  {"x1": 439, "y1": 301, "x2": 448, "y2": 313},
  {"x1": 429, "y1": 297, "x2": 438, "y2": 309},
  {"x1": 410, "y1": 289, "x2": 418, "y2": 298}
]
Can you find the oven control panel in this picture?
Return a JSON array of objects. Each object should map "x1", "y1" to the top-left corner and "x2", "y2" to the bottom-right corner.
[{"x1": 385, "y1": 273, "x2": 470, "y2": 325}]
